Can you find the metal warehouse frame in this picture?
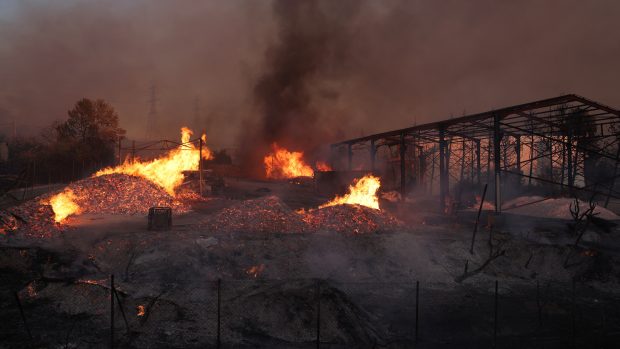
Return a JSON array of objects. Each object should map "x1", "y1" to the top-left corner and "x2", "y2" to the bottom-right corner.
[{"x1": 330, "y1": 94, "x2": 620, "y2": 213}]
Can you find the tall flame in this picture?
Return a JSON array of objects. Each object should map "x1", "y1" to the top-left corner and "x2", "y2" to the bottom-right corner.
[
  {"x1": 48, "y1": 188, "x2": 82, "y2": 223},
  {"x1": 320, "y1": 174, "x2": 381, "y2": 210},
  {"x1": 264, "y1": 143, "x2": 314, "y2": 179},
  {"x1": 96, "y1": 127, "x2": 211, "y2": 195}
]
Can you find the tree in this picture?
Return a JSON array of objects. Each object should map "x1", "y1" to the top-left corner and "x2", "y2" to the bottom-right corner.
[{"x1": 55, "y1": 98, "x2": 125, "y2": 168}]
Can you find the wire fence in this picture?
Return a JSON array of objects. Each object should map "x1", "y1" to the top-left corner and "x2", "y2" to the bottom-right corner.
[{"x1": 3, "y1": 277, "x2": 620, "y2": 348}]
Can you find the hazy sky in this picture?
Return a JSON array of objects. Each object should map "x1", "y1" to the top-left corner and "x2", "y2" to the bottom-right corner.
[{"x1": 1, "y1": 0, "x2": 618, "y2": 148}]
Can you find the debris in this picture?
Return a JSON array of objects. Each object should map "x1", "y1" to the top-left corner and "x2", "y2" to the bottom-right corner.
[
  {"x1": 1, "y1": 173, "x2": 193, "y2": 238},
  {"x1": 203, "y1": 196, "x2": 306, "y2": 234},
  {"x1": 203, "y1": 195, "x2": 402, "y2": 235},
  {"x1": 303, "y1": 204, "x2": 402, "y2": 235}
]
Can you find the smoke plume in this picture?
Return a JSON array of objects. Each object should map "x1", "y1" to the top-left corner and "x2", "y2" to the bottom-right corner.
[{"x1": 238, "y1": 0, "x2": 360, "y2": 176}]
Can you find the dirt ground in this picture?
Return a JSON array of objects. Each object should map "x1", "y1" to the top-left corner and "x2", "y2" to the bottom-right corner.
[{"x1": 1, "y1": 178, "x2": 620, "y2": 348}]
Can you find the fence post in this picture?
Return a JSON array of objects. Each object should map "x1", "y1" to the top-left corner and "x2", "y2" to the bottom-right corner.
[
  {"x1": 536, "y1": 281, "x2": 542, "y2": 329},
  {"x1": 470, "y1": 183, "x2": 488, "y2": 254},
  {"x1": 415, "y1": 280, "x2": 419, "y2": 345},
  {"x1": 493, "y1": 280, "x2": 498, "y2": 349},
  {"x1": 14, "y1": 292, "x2": 33, "y2": 340},
  {"x1": 571, "y1": 279, "x2": 576, "y2": 347},
  {"x1": 113, "y1": 289, "x2": 130, "y2": 334},
  {"x1": 316, "y1": 279, "x2": 321, "y2": 349},
  {"x1": 217, "y1": 279, "x2": 221, "y2": 349},
  {"x1": 110, "y1": 274, "x2": 115, "y2": 349}
]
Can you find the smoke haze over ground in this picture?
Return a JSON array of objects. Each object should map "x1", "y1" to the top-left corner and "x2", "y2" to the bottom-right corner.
[{"x1": 1, "y1": 0, "x2": 618, "y2": 152}]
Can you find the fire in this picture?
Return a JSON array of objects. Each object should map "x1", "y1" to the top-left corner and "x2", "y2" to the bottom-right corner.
[
  {"x1": 264, "y1": 144, "x2": 314, "y2": 179},
  {"x1": 96, "y1": 127, "x2": 211, "y2": 195},
  {"x1": 316, "y1": 161, "x2": 332, "y2": 171},
  {"x1": 320, "y1": 174, "x2": 381, "y2": 210},
  {"x1": 245, "y1": 264, "x2": 265, "y2": 278},
  {"x1": 48, "y1": 188, "x2": 82, "y2": 223},
  {"x1": 137, "y1": 305, "x2": 146, "y2": 317}
]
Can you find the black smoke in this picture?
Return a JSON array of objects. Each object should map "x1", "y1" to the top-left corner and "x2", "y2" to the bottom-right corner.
[{"x1": 239, "y1": 0, "x2": 359, "y2": 176}]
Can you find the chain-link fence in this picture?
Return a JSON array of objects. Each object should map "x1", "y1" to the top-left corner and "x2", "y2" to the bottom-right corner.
[{"x1": 4, "y1": 277, "x2": 620, "y2": 348}]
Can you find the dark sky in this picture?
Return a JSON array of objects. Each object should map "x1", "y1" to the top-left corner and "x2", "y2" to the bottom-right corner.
[{"x1": 1, "y1": 0, "x2": 618, "y2": 148}]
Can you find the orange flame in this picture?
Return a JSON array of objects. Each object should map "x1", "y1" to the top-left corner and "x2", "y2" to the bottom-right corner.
[
  {"x1": 245, "y1": 264, "x2": 265, "y2": 278},
  {"x1": 48, "y1": 188, "x2": 82, "y2": 223},
  {"x1": 264, "y1": 144, "x2": 313, "y2": 179},
  {"x1": 320, "y1": 174, "x2": 381, "y2": 210},
  {"x1": 137, "y1": 305, "x2": 146, "y2": 317},
  {"x1": 316, "y1": 161, "x2": 332, "y2": 172},
  {"x1": 96, "y1": 127, "x2": 211, "y2": 195}
]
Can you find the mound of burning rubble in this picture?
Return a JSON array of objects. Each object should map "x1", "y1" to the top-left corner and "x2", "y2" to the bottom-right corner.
[
  {"x1": 205, "y1": 196, "x2": 306, "y2": 234},
  {"x1": 58, "y1": 173, "x2": 190, "y2": 215},
  {"x1": 302, "y1": 204, "x2": 402, "y2": 235},
  {"x1": 204, "y1": 195, "x2": 402, "y2": 235},
  {"x1": 1, "y1": 174, "x2": 190, "y2": 238},
  {"x1": 0, "y1": 202, "x2": 58, "y2": 238}
]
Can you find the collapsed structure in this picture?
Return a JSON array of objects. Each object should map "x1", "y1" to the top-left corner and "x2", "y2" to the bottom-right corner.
[{"x1": 330, "y1": 94, "x2": 620, "y2": 213}]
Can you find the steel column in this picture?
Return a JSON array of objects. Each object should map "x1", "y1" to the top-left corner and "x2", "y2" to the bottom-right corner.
[
  {"x1": 476, "y1": 140, "x2": 481, "y2": 184},
  {"x1": 439, "y1": 127, "x2": 448, "y2": 212},
  {"x1": 515, "y1": 136, "x2": 521, "y2": 171},
  {"x1": 493, "y1": 114, "x2": 502, "y2": 213}
]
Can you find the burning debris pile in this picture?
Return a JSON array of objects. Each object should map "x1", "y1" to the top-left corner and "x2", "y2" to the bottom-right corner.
[
  {"x1": 205, "y1": 196, "x2": 307, "y2": 234},
  {"x1": 30, "y1": 126, "x2": 210, "y2": 224},
  {"x1": 203, "y1": 195, "x2": 402, "y2": 235},
  {"x1": 1, "y1": 174, "x2": 191, "y2": 238},
  {"x1": 1, "y1": 200, "x2": 60, "y2": 238},
  {"x1": 52, "y1": 174, "x2": 190, "y2": 216},
  {"x1": 302, "y1": 205, "x2": 402, "y2": 235}
]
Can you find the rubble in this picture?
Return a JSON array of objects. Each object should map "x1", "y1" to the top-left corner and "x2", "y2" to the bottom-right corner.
[
  {"x1": 303, "y1": 204, "x2": 403, "y2": 235},
  {"x1": 3, "y1": 199, "x2": 64, "y2": 238},
  {"x1": 58, "y1": 174, "x2": 190, "y2": 215},
  {"x1": 202, "y1": 195, "x2": 402, "y2": 235},
  {"x1": 1, "y1": 174, "x2": 193, "y2": 238},
  {"x1": 203, "y1": 196, "x2": 306, "y2": 234}
]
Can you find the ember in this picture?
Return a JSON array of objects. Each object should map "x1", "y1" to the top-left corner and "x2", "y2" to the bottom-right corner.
[
  {"x1": 246, "y1": 264, "x2": 266, "y2": 278},
  {"x1": 264, "y1": 143, "x2": 314, "y2": 179},
  {"x1": 96, "y1": 127, "x2": 212, "y2": 195},
  {"x1": 320, "y1": 174, "x2": 381, "y2": 210}
]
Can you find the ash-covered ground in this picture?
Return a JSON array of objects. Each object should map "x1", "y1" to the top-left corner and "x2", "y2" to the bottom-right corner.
[{"x1": 1, "y1": 175, "x2": 620, "y2": 348}]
